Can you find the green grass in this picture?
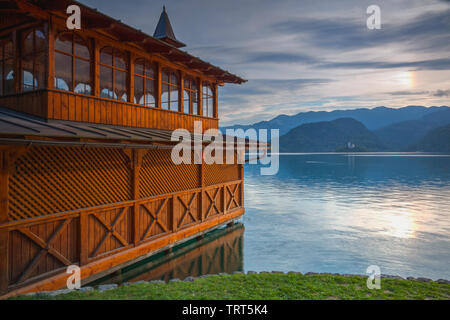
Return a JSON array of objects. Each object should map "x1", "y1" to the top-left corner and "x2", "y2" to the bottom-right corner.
[{"x1": 11, "y1": 273, "x2": 450, "y2": 300}]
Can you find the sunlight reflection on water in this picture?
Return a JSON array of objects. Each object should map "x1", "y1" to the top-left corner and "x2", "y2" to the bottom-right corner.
[{"x1": 242, "y1": 153, "x2": 450, "y2": 279}]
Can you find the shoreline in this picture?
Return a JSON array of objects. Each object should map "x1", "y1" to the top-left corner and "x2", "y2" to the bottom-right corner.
[{"x1": 12, "y1": 271, "x2": 450, "y2": 300}]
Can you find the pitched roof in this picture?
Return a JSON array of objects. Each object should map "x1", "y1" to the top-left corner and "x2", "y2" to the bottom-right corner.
[
  {"x1": 7, "y1": 0, "x2": 245, "y2": 84},
  {"x1": 153, "y1": 6, "x2": 186, "y2": 48}
]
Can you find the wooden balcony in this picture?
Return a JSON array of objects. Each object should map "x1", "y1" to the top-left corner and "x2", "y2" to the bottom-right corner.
[
  {"x1": 0, "y1": 180, "x2": 244, "y2": 297},
  {"x1": 0, "y1": 89, "x2": 219, "y2": 132}
]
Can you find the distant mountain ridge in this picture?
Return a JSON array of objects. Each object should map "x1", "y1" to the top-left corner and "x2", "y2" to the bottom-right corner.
[
  {"x1": 279, "y1": 118, "x2": 384, "y2": 152},
  {"x1": 375, "y1": 109, "x2": 450, "y2": 150},
  {"x1": 409, "y1": 124, "x2": 450, "y2": 152},
  {"x1": 222, "y1": 106, "x2": 450, "y2": 136}
]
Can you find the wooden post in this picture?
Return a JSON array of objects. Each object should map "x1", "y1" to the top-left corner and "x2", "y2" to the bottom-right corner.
[
  {"x1": 131, "y1": 149, "x2": 145, "y2": 245},
  {"x1": 47, "y1": 16, "x2": 55, "y2": 89},
  {"x1": 0, "y1": 149, "x2": 9, "y2": 293},
  {"x1": 13, "y1": 30, "x2": 20, "y2": 93},
  {"x1": 0, "y1": 146, "x2": 27, "y2": 294},
  {"x1": 93, "y1": 39, "x2": 100, "y2": 97},
  {"x1": 198, "y1": 79, "x2": 203, "y2": 116},
  {"x1": 172, "y1": 195, "x2": 177, "y2": 232},
  {"x1": 128, "y1": 52, "x2": 134, "y2": 104},
  {"x1": 214, "y1": 83, "x2": 218, "y2": 119},
  {"x1": 156, "y1": 62, "x2": 161, "y2": 108},
  {"x1": 79, "y1": 213, "x2": 88, "y2": 265},
  {"x1": 179, "y1": 71, "x2": 184, "y2": 113}
]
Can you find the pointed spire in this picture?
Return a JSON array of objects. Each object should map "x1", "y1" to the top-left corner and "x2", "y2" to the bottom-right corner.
[{"x1": 153, "y1": 6, "x2": 186, "y2": 48}]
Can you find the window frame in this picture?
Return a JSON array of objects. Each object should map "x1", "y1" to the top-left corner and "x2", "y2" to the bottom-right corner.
[
  {"x1": 183, "y1": 76, "x2": 198, "y2": 114},
  {"x1": 0, "y1": 36, "x2": 15, "y2": 96},
  {"x1": 161, "y1": 68, "x2": 180, "y2": 111},
  {"x1": 54, "y1": 32, "x2": 92, "y2": 94},
  {"x1": 134, "y1": 57, "x2": 156, "y2": 107},
  {"x1": 202, "y1": 81, "x2": 215, "y2": 118},
  {"x1": 21, "y1": 26, "x2": 47, "y2": 92},
  {"x1": 99, "y1": 46, "x2": 129, "y2": 101}
]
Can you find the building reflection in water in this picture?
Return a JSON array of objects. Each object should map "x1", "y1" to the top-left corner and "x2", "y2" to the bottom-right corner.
[{"x1": 91, "y1": 223, "x2": 244, "y2": 285}]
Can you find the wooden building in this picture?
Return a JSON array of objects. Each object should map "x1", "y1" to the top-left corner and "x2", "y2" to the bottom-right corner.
[{"x1": 0, "y1": 0, "x2": 246, "y2": 297}]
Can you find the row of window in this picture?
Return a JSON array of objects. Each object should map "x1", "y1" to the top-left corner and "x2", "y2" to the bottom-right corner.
[
  {"x1": 0, "y1": 28, "x2": 216, "y2": 118},
  {"x1": 0, "y1": 27, "x2": 47, "y2": 96},
  {"x1": 53, "y1": 33, "x2": 215, "y2": 117}
]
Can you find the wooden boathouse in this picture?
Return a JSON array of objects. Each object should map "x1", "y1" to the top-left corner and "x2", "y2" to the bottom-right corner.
[{"x1": 0, "y1": 0, "x2": 246, "y2": 297}]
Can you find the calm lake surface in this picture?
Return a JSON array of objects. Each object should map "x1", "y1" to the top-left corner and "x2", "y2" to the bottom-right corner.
[
  {"x1": 244, "y1": 153, "x2": 450, "y2": 280},
  {"x1": 93, "y1": 153, "x2": 450, "y2": 285}
]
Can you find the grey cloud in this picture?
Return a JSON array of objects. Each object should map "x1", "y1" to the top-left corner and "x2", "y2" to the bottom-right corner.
[
  {"x1": 271, "y1": 9, "x2": 450, "y2": 52},
  {"x1": 245, "y1": 52, "x2": 319, "y2": 64},
  {"x1": 433, "y1": 89, "x2": 450, "y2": 97},
  {"x1": 319, "y1": 58, "x2": 450, "y2": 71}
]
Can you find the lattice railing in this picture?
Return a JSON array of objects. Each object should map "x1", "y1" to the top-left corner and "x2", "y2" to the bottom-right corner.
[
  {"x1": 9, "y1": 146, "x2": 132, "y2": 221},
  {"x1": 2, "y1": 180, "x2": 244, "y2": 291}
]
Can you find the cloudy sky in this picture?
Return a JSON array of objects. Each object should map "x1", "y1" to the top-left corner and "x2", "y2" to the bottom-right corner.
[{"x1": 79, "y1": 0, "x2": 450, "y2": 126}]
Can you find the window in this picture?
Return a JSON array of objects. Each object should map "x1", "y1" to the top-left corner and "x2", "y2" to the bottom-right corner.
[
  {"x1": 0, "y1": 37, "x2": 15, "y2": 96},
  {"x1": 183, "y1": 77, "x2": 198, "y2": 114},
  {"x1": 161, "y1": 68, "x2": 179, "y2": 111},
  {"x1": 21, "y1": 27, "x2": 46, "y2": 92},
  {"x1": 54, "y1": 33, "x2": 91, "y2": 94},
  {"x1": 134, "y1": 58, "x2": 155, "y2": 107},
  {"x1": 202, "y1": 82, "x2": 214, "y2": 117},
  {"x1": 100, "y1": 47, "x2": 128, "y2": 101}
]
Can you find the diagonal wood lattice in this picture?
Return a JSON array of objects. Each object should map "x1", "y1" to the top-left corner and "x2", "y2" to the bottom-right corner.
[
  {"x1": 8, "y1": 146, "x2": 132, "y2": 221},
  {"x1": 139, "y1": 149, "x2": 200, "y2": 198},
  {"x1": 204, "y1": 163, "x2": 240, "y2": 186}
]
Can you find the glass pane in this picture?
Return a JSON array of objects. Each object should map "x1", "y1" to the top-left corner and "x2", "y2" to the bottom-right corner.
[
  {"x1": 203, "y1": 99, "x2": 208, "y2": 117},
  {"x1": 114, "y1": 50, "x2": 127, "y2": 69},
  {"x1": 23, "y1": 31, "x2": 34, "y2": 56},
  {"x1": 74, "y1": 58, "x2": 91, "y2": 94},
  {"x1": 144, "y1": 93, "x2": 155, "y2": 107},
  {"x1": 35, "y1": 29, "x2": 46, "y2": 52},
  {"x1": 170, "y1": 85, "x2": 178, "y2": 111},
  {"x1": 100, "y1": 47, "x2": 113, "y2": 65},
  {"x1": 161, "y1": 83, "x2": 169, "y2": 109},
  {"x1": 55, "y1": 33, "x2": 72, "y2": 53},
  {"x1": 5, "y1": 41, "x2": 14, "y2": 59},
  {"x1": 183, "y1": 90, "x2": 190, "y2": 113},
  {"x1": 4, "y1": 59, "x2": 14, "y2": 95},
  {"x1": 171, "y1": 72, "x2": 178, "y2": 85},
  {"x1": 22, "y1": 54, "x2": 34, "y2": 91},
  {"x1": 114, "y1": 69, "x2": 127, "y2": 101},
  {"x1": 55, "y1": 52, "x2": 72, "y2": 91},
  {"x1": 35, "y1": 52, "x2": 46, "y2": 89},
  {"x1": 162, "y1": 71, "x2": 169, "y2": 83},
  {"x1": 74, "y1": 35, "x2": 90, "y2": 59},
  {"x1": 134, "y1": 75, "x2": 144, "y2": 104},
  {"x1": 191, "y1": 91, "x2": 198, "y2": 114},
  {"x1": 100, "y1": 65, "x2": 113, "y2": 98},
  {"x1": 208, "y1": 98, "x2": 214, "y2": 117},
  {"x1": 145, "y1": 64, "x2": 155, "y2": 78},
  {"x1": 135, "y1": 59, "x2": 145, "y2": 76}
]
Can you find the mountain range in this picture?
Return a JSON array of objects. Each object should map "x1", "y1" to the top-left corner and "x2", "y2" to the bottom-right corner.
[{"x1": 222, "y1": 106, "x2": 450, "y2": 152}]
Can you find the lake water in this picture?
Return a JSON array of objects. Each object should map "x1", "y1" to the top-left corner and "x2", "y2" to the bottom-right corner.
[
  {"x1": 244, "y1": 153, "x2": 450, "y2": 280},
  {"x1": 93, "y1": 153, "x2": 450, "y2": 285}
]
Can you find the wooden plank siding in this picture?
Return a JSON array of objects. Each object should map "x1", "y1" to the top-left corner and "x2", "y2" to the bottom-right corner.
[
  {"x1": 0, "y1": 89, "x2": 218, "y2": 132},
  {"x1": 0, "y1": 145, "x2": 244, "y2": 296}
]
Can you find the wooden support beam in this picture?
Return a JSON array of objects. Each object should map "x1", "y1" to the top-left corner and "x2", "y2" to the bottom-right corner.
[
  {"x1": 47, "y1": 15, "x2": 55, "y2": 89},
  {"x1": 0, "y1": 146, "x2": 28, "y2": 294},
  {"x1": 93, "y1": 39, "x2": 100, "y2": 97}
]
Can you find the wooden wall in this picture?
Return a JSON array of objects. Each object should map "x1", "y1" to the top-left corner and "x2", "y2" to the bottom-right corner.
[
  {"x1": 0, "y1": 89, "x2": 218, "y2": 131},
  {"x1": 0, "y1": 145, "x2": 244, "y2": 295}
]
